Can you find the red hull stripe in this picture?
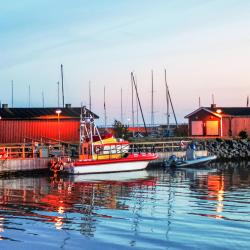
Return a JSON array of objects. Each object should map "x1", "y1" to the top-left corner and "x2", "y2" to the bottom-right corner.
[{"x1": 73, "y1": 154, "x2": 158, "y2": 166}]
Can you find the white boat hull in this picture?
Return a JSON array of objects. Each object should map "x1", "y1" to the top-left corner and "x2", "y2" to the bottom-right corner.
[{"x1": 64, "y1": 160, "x2": 149, "y2": 175}]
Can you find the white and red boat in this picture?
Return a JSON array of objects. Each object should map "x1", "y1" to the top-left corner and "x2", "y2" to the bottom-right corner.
[{"x1": 52, "y1": 108, "x2": 157, "y2": 175}]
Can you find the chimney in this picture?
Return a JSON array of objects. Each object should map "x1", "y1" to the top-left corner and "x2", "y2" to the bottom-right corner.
[
  {"x1": 211, "y1": 104, "x2": 216, "y2": 109},
  {"x1": 65, "y1": 103, "x2": 71, "y2": 108},
  {"x1": 2, "y1": 104, "x2": 8, "y2": 109}
]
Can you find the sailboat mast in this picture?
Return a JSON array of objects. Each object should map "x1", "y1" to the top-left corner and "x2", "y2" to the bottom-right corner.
[
  {"x1": 11, "y1": 80, "x2": 14, "y2": 108},
  {"x1": 165, "y1": 69, "x2": 170, "y2": 130},
  {"x1": 131, "y1": 73, "x2": 135, "y2": 136},
  {"x1": 165, "y1": 69, "x2": 178, "y2": 128},
  {"x1": 57, "y1": 81, "x2": 60, "y2": 107},
  {"x1": 61, "y1": 64, "x2": 65, "y2": 108},
  {"x1": 131, "y1": 72, "x2": 148, "y2": 136},
  {"x1": 121, "y1": 88, "x2": 123, "y2": 123},
  {"x1": 151, "y1": 70, "x2": 154, "y2": 127},
  {"x1": 28, "y1": 85, "x2": 31, "y2": 108},
  {"x1": 42, "y1": 91, "x2": 45, "y2": 108},
  {"x1": 104, "y1": 86, "x2": 107, "y2": 129},
  {"x1": 89, "y1": 81, "x2": 92, "y2": 111}
]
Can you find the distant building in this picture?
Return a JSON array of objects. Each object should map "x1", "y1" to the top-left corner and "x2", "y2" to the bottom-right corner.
[
  {"x1": 185, "y1": 104, "x2": 250, "y2": 137},
  {"x1": 0, "y1": 104, "x2": 98, "y2": 144}
]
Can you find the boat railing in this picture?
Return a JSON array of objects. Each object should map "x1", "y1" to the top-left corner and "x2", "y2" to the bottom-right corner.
[
  {"x1": 129, "y1": 140, "x2": 192, "y2": 153},
  {"x1": 94, "y1": 143, "x2": 129, "y2": 160}
]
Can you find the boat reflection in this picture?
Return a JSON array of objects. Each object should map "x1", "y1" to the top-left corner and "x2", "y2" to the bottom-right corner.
[{"x1": 0, "y1": 171, "x2": 157, "y2": 237}]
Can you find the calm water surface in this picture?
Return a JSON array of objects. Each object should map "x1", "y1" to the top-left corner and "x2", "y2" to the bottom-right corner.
[{"x1": 0, "y1": 162, "x2": 249, "y2": 250}]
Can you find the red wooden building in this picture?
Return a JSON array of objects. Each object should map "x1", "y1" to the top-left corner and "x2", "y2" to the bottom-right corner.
[
  {"x1": 185, "y1": 105, "x2": 250, "y2": 137},
  {"x1": 0, "y1": 105, "x2": 98, "y2": 144}
]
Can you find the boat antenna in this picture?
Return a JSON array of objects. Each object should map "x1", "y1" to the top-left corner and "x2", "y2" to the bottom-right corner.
[
  {"x1": 212, "y1": 94, "x2": 215, "y2": 105},
  {"x1": 164, "y1": 69, "x2": 178, "y2": 128},
  {"x1": 199, "y1": 96, "x2": 201, "y2": 107},
  {"x1": 61, "y1": 64, "x2": 65, "y2": 108},
  {"x1": 247, "y1": 95, "x2": 249, "y2": 107},
  {"x1": 131, "y1": 73, "x2": 135, "y2": 137},
  {"x1": 131, "y1": 72, "x2": 148, "y2": 136}
]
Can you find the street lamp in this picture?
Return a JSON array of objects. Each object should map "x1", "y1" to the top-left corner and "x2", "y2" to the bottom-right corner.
[{"x1": 56, "y1": 109, "x2": 62, "y2": 146}]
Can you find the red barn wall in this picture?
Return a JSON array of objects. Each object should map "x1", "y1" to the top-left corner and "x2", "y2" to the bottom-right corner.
[
  {"x1": 0, "y1": 120, "x2": 80, "y2": 143},
  {"x1": 231, "y1": 117, "x2": 250, "y2": 136},
  {"x1": 222, "y1": 118, "x2": 230, "y2": 137}
]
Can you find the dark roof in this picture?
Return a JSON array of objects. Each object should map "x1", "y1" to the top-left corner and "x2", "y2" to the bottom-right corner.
[
  {"x1": 0, "y1": 107, "x2": 99, "y2": 120},
  {"x1": 185, "y1": 107, "x2": 250, "y2": 118},
  {"x1": 207, "y1": 107, "x2": 250, "y2": 116}
]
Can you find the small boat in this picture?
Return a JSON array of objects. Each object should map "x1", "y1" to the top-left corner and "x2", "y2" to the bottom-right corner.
[
  {"x1": 164, "y1": 143, "x2": 217, "y2": 168},
  {"x1": 164, "y1": 155, "x2": 217, "y2": 168},
  {"x1": 50, "y1": 108, "x2": 158, "y2": 175}
]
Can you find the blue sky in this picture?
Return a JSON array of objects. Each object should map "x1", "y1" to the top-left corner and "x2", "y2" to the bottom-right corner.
[{"x1": 0, "y1": 0, "x2": 249, "y2": 124}]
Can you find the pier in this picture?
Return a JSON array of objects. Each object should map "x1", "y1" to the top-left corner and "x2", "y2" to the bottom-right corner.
[
  {"x1": 0, "y1": 144, "x2": 51, "y2": 174},
  {"x1": 0, "y1": 141, "x2": 209, "y2": 174}
]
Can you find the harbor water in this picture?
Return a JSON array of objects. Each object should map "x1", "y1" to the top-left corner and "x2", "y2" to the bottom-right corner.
[{"x1": 0, "y1": 162, "x2": 249, "y2": 249}]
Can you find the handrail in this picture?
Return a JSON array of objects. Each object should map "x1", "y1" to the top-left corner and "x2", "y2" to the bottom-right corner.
[{"x1": 0, "y1": 145, "x2": 38, "y2": 159}]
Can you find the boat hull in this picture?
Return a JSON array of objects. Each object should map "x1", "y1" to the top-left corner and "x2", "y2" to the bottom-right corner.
[
  {"x1": 63, "y1": 153, "x2": 157, "y2": 175},
  {"x1": 165, "y1": 155, "x2": 217, "y2": 168}
]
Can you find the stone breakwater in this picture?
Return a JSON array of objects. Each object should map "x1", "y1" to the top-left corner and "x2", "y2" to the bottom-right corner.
[{"x1": 197, "y1": 139, "x2": 250, "y2": 160}]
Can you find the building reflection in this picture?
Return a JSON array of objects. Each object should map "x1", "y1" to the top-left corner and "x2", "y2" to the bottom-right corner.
[{"x1": 186, "y1": 162, "x2": 250, "y2": 219}]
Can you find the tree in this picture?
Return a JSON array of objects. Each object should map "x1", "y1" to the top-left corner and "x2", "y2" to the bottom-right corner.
[{"x1": 112, "y1": 120, "x2": 130, "y2": 139}]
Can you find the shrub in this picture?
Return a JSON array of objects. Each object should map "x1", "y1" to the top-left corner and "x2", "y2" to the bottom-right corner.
[{"x1": 238, "y1": 130, "x2": 248, "y2": 139}]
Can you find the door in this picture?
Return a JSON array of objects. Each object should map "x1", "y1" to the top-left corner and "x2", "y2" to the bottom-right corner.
[
  {"x1": 206, "y1": 121, "x2": 219, "y2": 136},
  {"x1": 191, "y1": 121, "x2": 203, "y2": 136}
]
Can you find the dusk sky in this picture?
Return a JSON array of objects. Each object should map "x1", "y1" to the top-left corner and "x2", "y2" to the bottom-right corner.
[{"x1": 0, "y1": 0, "x2": 249, "y2": 125}]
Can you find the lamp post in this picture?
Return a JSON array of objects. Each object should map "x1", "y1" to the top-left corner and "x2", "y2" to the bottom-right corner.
[{"x1": 56, "y1": 109, "x2": 62, "y2": 147}]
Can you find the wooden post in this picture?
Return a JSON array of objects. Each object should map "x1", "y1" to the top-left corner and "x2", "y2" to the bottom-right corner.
[{"x1": 22, "y1": 145, "x2": 25, "y2": 159}]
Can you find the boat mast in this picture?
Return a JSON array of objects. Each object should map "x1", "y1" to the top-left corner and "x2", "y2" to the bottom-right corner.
[
  {"x1": 164, "y1": 69, "x2": 178, "y2": 128},
  {"x1": 165, "y1": 69, "x2": 170, "y2": 130},
  {"x1": 28, "y1": 84, "x2": 31, "y2": 108},
  {"x1": 42, "y1": 91, "x2": 45, "y2": 108},
  {"x1": 121, "y1": 88, "x2": 123, "y2": 123},
  {"x1": 57, "y1": 81, "x2": 60, "y2": 107},
  {"x1": 61, "y1": 64, "x2": 65, "y2": 108},
  {"x1": 104, "y1": 86, "x2": 107, "y2": 129},
  {"x1": 89, "y1": 81, "x2": 92, "y2": 111},
  {"x1": 131, "y1": 73, "x2": 135, "y2": 136},
  {"x1": 131, "y1": 72, "x2": 148, "y2": 136},
  {"x1": 151, "y1": 70, "x2": 154, "y2": 128},
  {"x1": 11, "y1": 80, "x2": 14, "y2": 108}
]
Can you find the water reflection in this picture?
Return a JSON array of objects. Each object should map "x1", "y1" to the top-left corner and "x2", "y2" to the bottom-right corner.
[{"x1": 0, "y1": 162, "x2": 249, "y2": 249}]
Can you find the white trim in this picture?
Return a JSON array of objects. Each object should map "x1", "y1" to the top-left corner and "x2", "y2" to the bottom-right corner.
[{"x1": 185, "y1": 107, "x2": 222, "y2": 118}]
